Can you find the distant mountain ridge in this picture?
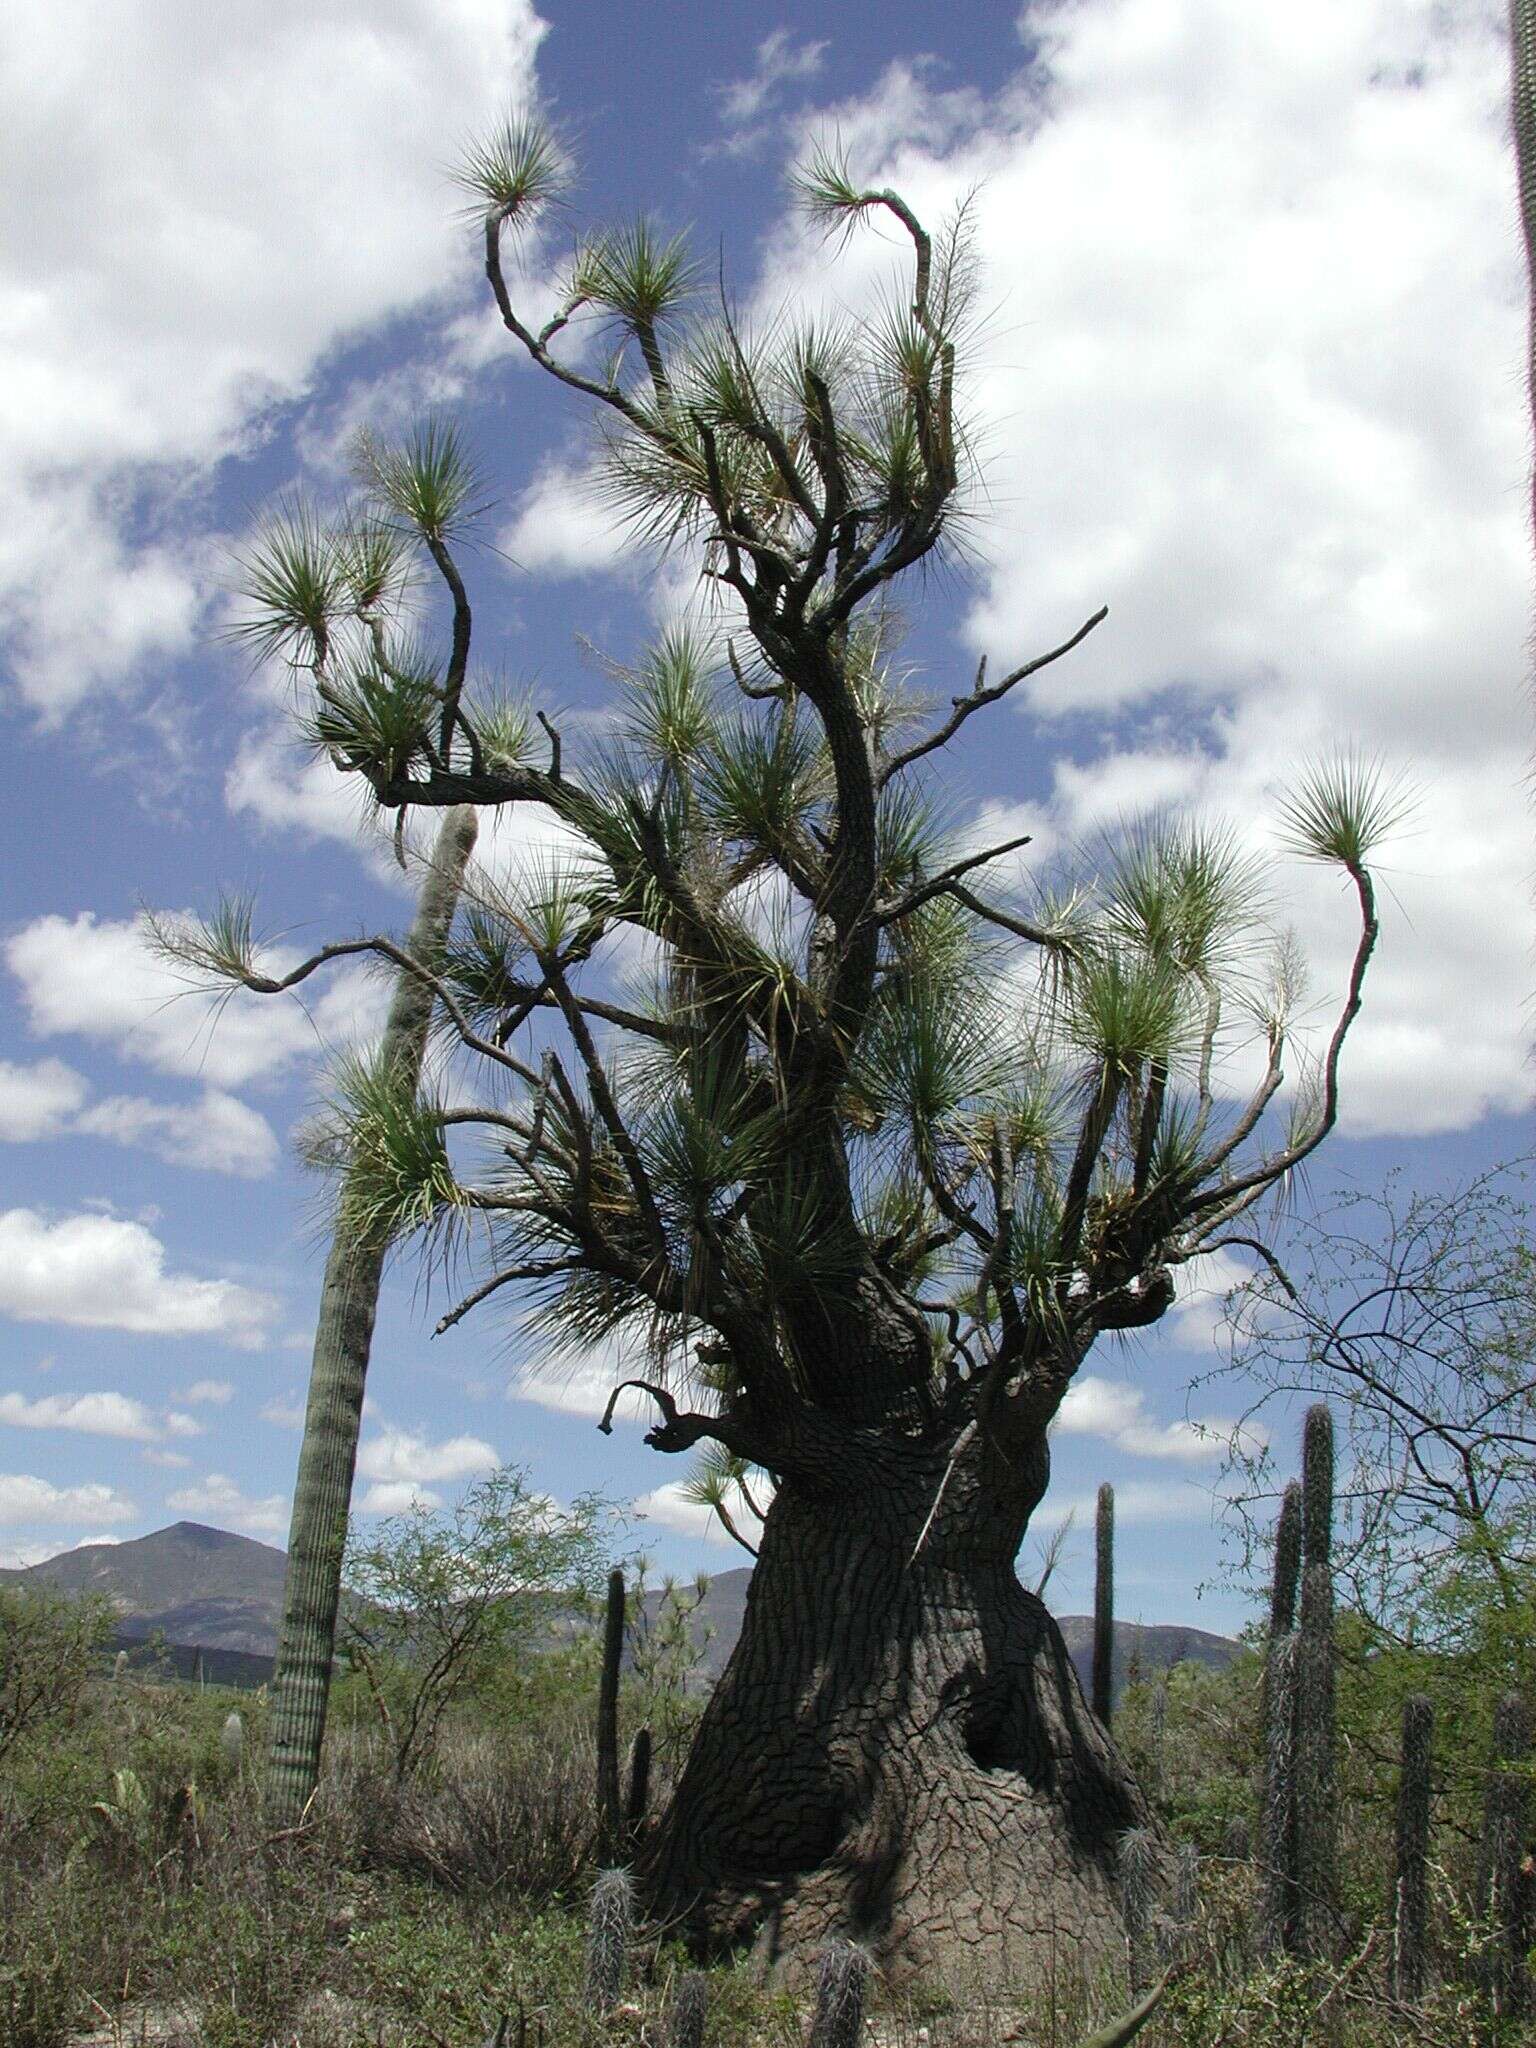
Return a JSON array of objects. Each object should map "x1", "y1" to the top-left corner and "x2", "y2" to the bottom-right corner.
[{"x1": 6, "y1": 1524, "x2": 1241, "y2": 1698}]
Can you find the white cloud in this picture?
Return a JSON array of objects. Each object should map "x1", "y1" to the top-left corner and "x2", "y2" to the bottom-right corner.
[
  {"x1": 0, "y1": 1057, "x2": 89, "y2": 1141},
  {"x1": 0, "y1": 1473, "x2": 136, "y2": 1527},
  {"x1": 76, "y1": 1089, "x2": 280, "y2": 1177},
  {"x1": 752, "y1": 2, "x2": 1528, "y2": 1141},
  {"x1": 1052, "y1": 1375, "x2": 1231, "y2": 1463},
  {"x1": 718, "y1": 29, "x2": 829, "y2": 129},
  {"x1": 0, "y1": 1388, "x2": 192, "y2": 1443},
  {"x1": 0, "y1": 1208, "x2": 275, "y2": 1346},
  {"x1": 0, "y1": 0, "x2": 545, "y2": 717},
  {"x1": 356, "y1": 1479, "x2": 444, "y2": 1515},
  {"x1": 632, "y1": 1475, "x2": 770, "y2": 1551},
  {"x1": 7, "y1": 910, "x2": 385, "y2": 1088},
  {"x1": 498, "y1": 458, "x2": 636, "y2": 579},
  {"x1": 166, "y1": 1474, "x2": 288, "y2": 1538},
  {"x1": 180, "y1": 1379, "x2": 234, "y2": 1406},
  {"x1": 141, "y1": 1448, "x2": 193, "y2": 1469},
  {"x1": 260, "y1": 1396, "x2": 307, "y2": 1429},
  {"x1": 356, "y1": 1424, "x2": 500, "y2": 1488},
  {"x1": 1049, "y1": 1475, "x2": 1222, "y2": 1529},
  {"x1": 512, "y1": 1338, "x2": 655, "y2": 1424}
]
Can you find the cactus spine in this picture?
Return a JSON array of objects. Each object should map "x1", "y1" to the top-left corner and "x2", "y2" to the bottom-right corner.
[
  {"x1": 807, "y1": 1941, "x2": 868, "y2": 2048},
  {"x1": 667, "y1": 1971, "x2": 708, "y2": 2048},
  {"x1": 1093, "y1": 1481, "x2": 1115, "y2": 1725},
  {"x1": 1390, "y1": 1693, "x2": 1433, "y2": 2003},
  {"x1": 1478, "y1": 1689, "x2": 1532, "y2": 2023},
  {"x1": 1117, "y1": 1825, "x2": 1158, "y2": 1994},
  {"x1": 1293, "y1": 1405, "x2": 1336, "y2": 1959},
  {"x1": 262, "y1": 806, "x2": 478, "y2": 1831},
  {"x1": 583, "y1": 1866, "x2": 634, "y2": 2016},
  {"x1": 597, "y1": 1567, "x2": 625, "y2": 1857}
]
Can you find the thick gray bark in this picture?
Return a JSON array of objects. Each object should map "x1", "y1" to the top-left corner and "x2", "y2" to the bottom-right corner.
[
  {"x1": 640, "y1": 1425, "x2": 1155, "y2": 1990},
  {"x1": 263, "y1": 807, "x2": 478, "y2": 1829}
]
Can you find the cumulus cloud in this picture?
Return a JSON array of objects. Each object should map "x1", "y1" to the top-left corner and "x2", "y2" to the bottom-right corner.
[
  {"x1": 165, "y1": 1473, "x2": 288, "y2": 1538},
  {"x1": 1052, "y1": 1375, "x2": 1232, "y2": 1462},
  {"x1": 747, "y1": 1, "x2": 1527, "y2": 1142},
  {"x1": 717, "y1": 29, "x2": 829, "y2": 130},
  {"x1": 355, "y1": 1425, "x2": 500, "y2": 1487},
  {"x1": 260, "y1": 1396, "x2": 307, "y2": 1429},
  {"x1": 0, "y1": 1473, "x2": 136, "y2": 1528},
  {"x1": 181, "y1": 1379, "x2": 234, "y2": 1406},
  {"x1": 356, "y1": 1479, "x2": 444, "y2": 1515},
  {"x1": 0, "y1": 1057, "x2": 89, "y2": 1142},
  {"x1": 0, "y1": 1208, "x2": 275, "y2": 1346},
  {"x1": 632, "y1": 1476, "x2": 770, "y2": 1552},
  {"x1": 0, "y1": 1388, "x2": 201, "y2": 1443},
  {"x1": 1049, "y1": 1475, "x2": 1223, "y2": 1529},
  {"x1": 497, "y1": 459, "x2": 636, "y2": 580},
  {"x1": 0, "y1": 0, "x2": 545, "y2": 717},
  {"x1": 7, "y1": 910, "x2": 385, "y2": 1089},
  {"x1": 76, "y1": 1089, "x2": 279, "y2": 1177}
]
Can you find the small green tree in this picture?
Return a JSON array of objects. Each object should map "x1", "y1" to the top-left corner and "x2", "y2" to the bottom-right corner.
[
  {"x1": 0, "y1": 1583, "x2": 112, "y2": 1764},
  {"x1": 340, "y1": 1464, "x2": 614, "y2": 1783}
]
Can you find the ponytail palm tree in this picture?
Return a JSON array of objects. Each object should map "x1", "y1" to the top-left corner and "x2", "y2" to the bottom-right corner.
[{"x1": 173, "y1": 122, "x2": 1396, "y2": 1981}]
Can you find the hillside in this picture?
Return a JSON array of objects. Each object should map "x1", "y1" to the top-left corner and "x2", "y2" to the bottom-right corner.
[{"x1": 9, "y1": 1527, "x2": 1241, "y2": 1698}]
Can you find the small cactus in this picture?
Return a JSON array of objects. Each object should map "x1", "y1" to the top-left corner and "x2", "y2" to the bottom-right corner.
[
  {"x1": 807, "y1": 1941, "x2": 868, "y2": 2048},
  {"x1": 1391, "y1": 1693, "x2": 1433, "y2": 2003},
  {"x1": 1221, "y1": 1814, "x2": 1251, "y2": 1864},
  {"x1": 1478, "y1": 1690, "x2": 1532, "y2": 2023},
  {"x1": 583, "y1": 1866, "x2": 633, "y2": 2016},
  {"x1": 220, "y1": 1709, "x2": 245, "y2": 1773},
  {"x1": 1172, "y1": 1841, "x2": 1199, "y2": 1941},
  {"x1": 112, "y1": 1648, "x2": 129, "y2": 1682},
  {"x1": 667, "y1": 1971, "x2": 708, "y2": 2048},
  {"x1": 1093, "y1": 1482, "x2": 1115, "y2": 1726}
]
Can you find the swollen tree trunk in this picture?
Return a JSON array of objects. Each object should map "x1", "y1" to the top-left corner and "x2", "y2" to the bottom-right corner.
[
  {"x1": 641, "y1": 1423, "x2": 1156, "y2": 1990},
  {"x1": 263, "y1": 806, "x2": 478, "y2": 1830}
]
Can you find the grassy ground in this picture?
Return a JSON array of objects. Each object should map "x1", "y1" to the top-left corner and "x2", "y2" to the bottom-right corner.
[{"x1": 0, "y1": 1646, "x2": 1530, "y2": 2048}]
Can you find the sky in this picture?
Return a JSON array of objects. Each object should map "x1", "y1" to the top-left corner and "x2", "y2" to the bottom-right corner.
[{"x1": 0, "y1": 0, "x2": 1528, "y2": 1634}]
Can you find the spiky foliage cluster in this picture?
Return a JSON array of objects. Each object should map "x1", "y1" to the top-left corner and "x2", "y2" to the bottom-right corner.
[
  {"x1": 186, "y1": 121, "x2": 1394, "y2": 1502},
  {"x1": 808, "y1": 1941, "x2": 869, "y2": 2048},
  {"x1": 583, "y1": 1867, "x2": 634, "y2": 2017}
]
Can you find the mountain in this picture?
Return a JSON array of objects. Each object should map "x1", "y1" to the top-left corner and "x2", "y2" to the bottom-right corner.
[
  {"x1": 6, "y1": 1521, "x2": 287, "y2": 1655},
  {"x1": 9, "y1": 1527, "x2": 1241, "y2": 1698}
]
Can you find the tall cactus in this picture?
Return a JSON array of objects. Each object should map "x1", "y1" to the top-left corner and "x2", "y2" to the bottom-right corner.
[
  {"x1": 1268, "y1": 1481, "x2": 1302, "y2": 1637},
  {"x1": 263, "y1": 806, "x2": 478, "y2": 1830},
  {"x1": 1093, "y1": 1481, "x2": 1115, "y2": 1725},
  {"x1": 1479, "y1": 1689, "x2": 1533, "y2": 2024},
  {"x1": 1292, "y1": 1405, "x2": 1337, "y2": 1959},
  {"x1": 597, "y1": 1566, "x2": 625, "y2": 1857},
  {"x1": 625, "y1": 1724, "x2": 653, "y2": 1844},
  {"x1": 1257, "y1": 1629, "x2": 1300, "y2": 1958},
  {"x1": 1391, "y1": 1693, "x2": 1433, "y2": 2003}
]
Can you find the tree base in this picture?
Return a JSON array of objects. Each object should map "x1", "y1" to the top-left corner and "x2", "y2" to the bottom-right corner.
[{"x1": 641, "y1": 1474, "x2": 1156, "y2": 1990}]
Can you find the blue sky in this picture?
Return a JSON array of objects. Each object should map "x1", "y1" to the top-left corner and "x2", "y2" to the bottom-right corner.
[{"x1": 0, "y1": 0, "x2": 1527, "y2": 1634}]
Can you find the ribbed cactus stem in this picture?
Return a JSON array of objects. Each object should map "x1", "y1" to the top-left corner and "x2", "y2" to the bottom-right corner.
[
  {"x1": 1117, "y1": 1825, "x2": 1158, "y2": 1994},
  {"x1": 220, "y1": 1709, "x2": 245, "y2": 1774},
  {"x1": 597, "y1": 1567, "x2": 625, "y2": 1856},
  {"x1": 1172, "y1": 1841, "x2": 1199, "y2": 1939},
  {"x1": 1269, "y1": 1482, "x2": 1302, "y2": 1636},
  {"x1": 1479, "y1": 1689, "x2": 1532, "y2": 2022},
  {"x1": 667, "y1": 1971, "x2": 708, "y2": 2048},
  {"x1": 1391, "y1": 1693, "x2": 1433, "y2": 2003},
  {"x1": 1093, "y1": 1482, "x2": 1115, "y2": 1725},
  {"x1": 583, "y1": 1866, "x2": 633, "y2": 2016},
  {"x1": 263, "y1": 806, "x2": 478, "y2": 1831},
  {"x1": 1301, "y1": 1404, "x2": 1333, "y2": 1572},
  {"x1": 1294, "y1": 1560, "x2": 1337, "y2": 1958},
  {"x1": 807, "y1": 1941, "x2": 868, "y2": 2048},
  {"x1": 113, "y1": 1649, "x2": 128, "y2": 1682},
  {"x1": 1257, "y1": 1630, "x2": 1300, "y2": 1958},
  {"x1": 625, "y1": 1724, "x2": 652, "y2": 1840}
]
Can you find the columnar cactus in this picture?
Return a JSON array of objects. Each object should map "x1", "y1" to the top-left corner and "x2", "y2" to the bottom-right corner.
[
  {"x1": 1117, "y1": 1825, "x2": 1159, "y2": 1994},
  {"x1": 1478, "y1": 1690, "x2": 1532, "y2": 2023},
  {"x1": 1093, "y1": 1481, "x2": 1115, "y2": 1726},
  {"x1": 113, "y1": 1648, "x2": 128, "y2": 1682},
  {"x1": 807, "y1": 1941, "x2": 868, "y2": 2048},
  {"x1": 1391, "y1": 1693, "x2": 1433, "y2": 2003},
  {"x1": 1268, "y1": 1481, "x2": 1303, "y2": 1637},
  {"x1": 1293, "y1": 1404, "x2": 1337, "y2": 1959},
  {"x1": 583, "y1": 1866, "x2": 634, "y2": 2016},
  {"x1": 625, "y1": 1724, "x2": 652, "y2": 1842},
  {"x1": 667, "y1": 1971, "x2": 708, "y2": 2048},
  {"x1": 597, "y1": 1567, "x2": 625, "y2": 1856},
  {"x1": 1257, "y1": 1630, "x2": 1300, "y2": 1958}
]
